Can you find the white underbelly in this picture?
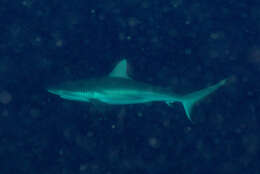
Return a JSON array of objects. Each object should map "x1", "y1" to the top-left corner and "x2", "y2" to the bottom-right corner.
[{"x1": 94, "y1": 90, "x2": 172, "y2": 104}]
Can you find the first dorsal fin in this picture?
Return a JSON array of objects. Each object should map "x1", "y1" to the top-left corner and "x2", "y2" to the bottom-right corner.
[{"x1": 109, "y1": 59, "x2": 131, "y2": 79}]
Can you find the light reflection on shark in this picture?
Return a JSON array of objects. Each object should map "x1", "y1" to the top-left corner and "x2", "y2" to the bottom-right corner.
[{"x1": 47, "y1": 59, "x2": 227, "y2": 121}]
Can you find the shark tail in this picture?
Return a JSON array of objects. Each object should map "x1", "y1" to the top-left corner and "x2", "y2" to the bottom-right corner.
[{"x1": 181, "y1": 79, "x2": 227, "y2": 121}]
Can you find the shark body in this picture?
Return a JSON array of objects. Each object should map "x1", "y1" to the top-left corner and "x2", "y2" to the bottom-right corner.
[{"x1": 48, "y1": 59, "x2": 227, "y2": 121}]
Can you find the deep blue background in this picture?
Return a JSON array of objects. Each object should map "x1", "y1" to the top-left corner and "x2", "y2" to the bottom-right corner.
[{"x1": 0, "y1": 0, "x2": 259, "y2": 173}]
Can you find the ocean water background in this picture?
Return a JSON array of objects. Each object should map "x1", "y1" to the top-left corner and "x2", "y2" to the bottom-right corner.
[{"x1": 0, "y1": 0, "x2": 259, "y2": 173}]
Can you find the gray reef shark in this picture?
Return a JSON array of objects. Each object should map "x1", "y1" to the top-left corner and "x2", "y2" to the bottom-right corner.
[{"x1": 47, "y1": 59, "x2": 227, "y2": 121}]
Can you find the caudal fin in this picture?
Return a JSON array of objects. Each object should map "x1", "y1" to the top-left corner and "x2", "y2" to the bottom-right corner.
[{"x1": 182, "y1": 79, "x2": 227, "y2": 121}]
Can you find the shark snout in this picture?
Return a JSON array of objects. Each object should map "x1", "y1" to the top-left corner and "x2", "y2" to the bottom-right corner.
[
  {"x1": 47, "y1": 88, "x2": 59, "y2": 95},
  {"x1": 47, "y1": 88, "x2": 74, "y2": 97}
]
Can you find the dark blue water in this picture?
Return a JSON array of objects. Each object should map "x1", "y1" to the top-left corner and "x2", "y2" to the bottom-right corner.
[{"x1": 0, "y1": 0, "x2": 259, "y2": 173}]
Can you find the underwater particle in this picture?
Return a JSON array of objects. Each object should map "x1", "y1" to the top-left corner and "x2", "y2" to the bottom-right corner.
[
  {"x1": 87, "y1": 131, "x2": 94, "y2": 137},
  {"x1": 30, "y1": 108, "x2": 41, "y2": 118},
  {"x1": 163, "y1": 119, "x2": 170, "y2": 128},
  {"x1": 210, "y1": 32, "x2": 221, "y2": 39},
  {"x1": 185, "y1": 48, "x2": 192, "y2": 55},
  {"x1": 2, "y1": 110, "x2": 9, "y2": 117},
  {"x1": 243, "y1": 134, "x2": 259, "y2": 155},
  {"x1": 171, "y1": 0, "x2": 183, "y2": 8},
  {"x1": 141, "y1": 1, "x2": 151, "y2": 8},
  {"x1": 0, "y1": 60, "x2": 8, "y2": 74},
  {"x1": 118, "y1": 33, "x2": 125, "y2": 40},
  {"x1": 137, "y1": 112, "x2": 143, "y2": 117},
  {"x1": 168, "y1": 29, "x2": 178, "y2": 38},
  {"x1": 208, "y1": 49, "x2": 220, "y2": 59},
  {"x1": 128, "y1": 17, "x2": 140, "y2": 27},
  {"x1": 184, "y1": 126, "x2": 192, "y2": 133},
  {"x1": 118, "y1": 33, "x2": 132, "y2": 41},
  {"x1": 31, "y1": 36, "x2": 42, "y2": 46},
  {"x1": 56, "y1": 39, "x2": 63, "y2": 47},
  {"x1": 80, "y1": 164, "x2": 88, "y2": 171},
  {"x1": 126, "y1": 36, "x2": 132, "y2": 40},
  {"x1": 59, "y1": 148, "x2": 64, "y2": 156},
  {"x1": 148, "y1": 137, "x2": 160, "y2": 148},
  {"x1": 90, "y1": 9, "x2": 96, "y2": 14},
  {"x1": 0, "y1": 91, "x2": 12, "y2": 104},
  {"x1": 21, "y1": 0, "x2": 33, "y2": 8},
  {"x1": 248, "y1": 46, "x2": 260, "y2": 64}
]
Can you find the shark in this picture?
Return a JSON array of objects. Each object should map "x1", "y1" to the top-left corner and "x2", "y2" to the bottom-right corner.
[{"x1": 47, "y1": 59, "x2": 227, "y2": 121}]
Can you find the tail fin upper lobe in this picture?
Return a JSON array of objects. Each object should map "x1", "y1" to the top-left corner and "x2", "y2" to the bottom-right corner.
[{"x1": 182, "y1": 79, "x2": 227, "y2": 121}]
